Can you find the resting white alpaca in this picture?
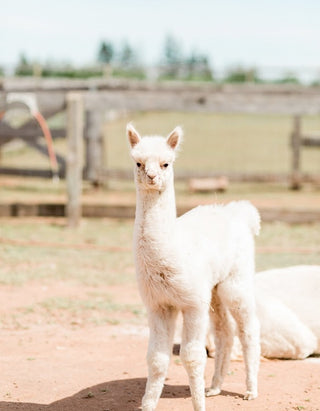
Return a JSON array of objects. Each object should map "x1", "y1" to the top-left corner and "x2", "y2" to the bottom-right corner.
[
  {"x1": 127, "y1": 124, "x2": 261, "y2": 411},
  {"x1": 256, "y1": 265, "x2": 320, "y2": 358},
  {"x1": 206, "y1": 265, "x2": 320, "y2": 360}
]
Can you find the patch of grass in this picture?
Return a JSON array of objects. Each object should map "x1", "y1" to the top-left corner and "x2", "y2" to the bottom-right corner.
[
  {"x1": 11, "y1": 210, "x2": 314, "y2": 331},
  {"x1": 0, "y1": 245, "x2": 134, "y2": 286},
  {"x1": 256, "y1": 221, "x2": 320, "y2": 271},
  {"x1": 257, "y1": 253, "x2": 320, "y2": 272},
  {"x1": 106, "y1": 111, "x2": 320, "y2": 174},
  {"x1": 259, "y1": 222, "x2": 320, "y2": 248},
  {"x1": 103, "y1": 318, "x2": 120, "y2": 325},
  {"x1": 0, "y1": 218, "x2": 134, "y2": 286},
  {"x1": 0, "y1": 218, "x2": 319, "y2": 288},
  {"x1": 2, "y1": 112, "x2": 320, "y2": 176},
  {"x1": 39, "y1": 295, "x2": 143, "y2": 317},
  {"x1": 31, "y1": 294, "x2": 145, "y2": 327},
  {"x1": 39, "y1": 296, "x2": 119, "y2": 313}
]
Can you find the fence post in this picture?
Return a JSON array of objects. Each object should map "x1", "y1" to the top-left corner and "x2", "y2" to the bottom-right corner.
[
  {"x1": 85, "y1": 109, "x2": 104, "y2": 186},
  {"x1": 66, "y1": 92, "x2": 84, "y2": 227},
  {"x1": 290, "y1": 115, "x2": 302, "y2": 190}
]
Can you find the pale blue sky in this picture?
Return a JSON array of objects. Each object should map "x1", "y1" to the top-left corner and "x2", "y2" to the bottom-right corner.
[{"x1": 1, "y1": 0, "x2": 320, "y2": 78}]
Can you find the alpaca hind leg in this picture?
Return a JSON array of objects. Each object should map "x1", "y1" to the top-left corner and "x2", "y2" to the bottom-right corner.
[
  {"x1": 219, "y1": 280, "x2": 260, "y2": 400},
  {"x1": 180, "y1": 307, "x2": 208, "y2": 411},
  {"x1": 142, "y1": 308, "x2": 178, "y2": 411},
  {"x1": 206, "y1": 286, "x2": 235, "y2": 397}
]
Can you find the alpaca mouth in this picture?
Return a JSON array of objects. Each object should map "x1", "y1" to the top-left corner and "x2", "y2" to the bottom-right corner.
[
  {"x1": 148, "y1": 182, "x2": 159, "y2": 188},
  {"x1": 145, "y1": 180, "x2": 162, "y2": 190},
  {"x1": 147, "y1": 177, "x2": 158, "y2": 185}
]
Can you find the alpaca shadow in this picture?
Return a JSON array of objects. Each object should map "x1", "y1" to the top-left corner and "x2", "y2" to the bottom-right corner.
[
  {"x1": 0, "y1": 378, "x2": 185, "y2": 411},
  {"x1": 0, "y1": 377, "x2": 242, "y2": 410}
]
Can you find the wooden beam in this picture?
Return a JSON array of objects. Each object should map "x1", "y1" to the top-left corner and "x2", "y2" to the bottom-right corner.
[
  {"x1": 1, "y1": 202, "x2": 320, "y2": 223},
  {"x1": 99, "y1": 168, "x2": 290, "y2": 183},
  {"x1": 290, "y1": 115, "x2": 302, "y2": 189},
  {"x1": 301, "y1": 137, "x2": 320, "y2": 147},
  {"x1": 0, "y1": 166, "x2": 64, "y2": 178},
  {"x1": 0, "y1": 136, "x2": 12, "y2": 146},
  {"x1": 66, "y1": 92, "x2": 84, "y2": 228},
  {"x1": 84, "y1": 109, "x2": 104, "y2": 184},
  {"x1": 0, "y1": 122, "x2": 65, "y2": 140}
]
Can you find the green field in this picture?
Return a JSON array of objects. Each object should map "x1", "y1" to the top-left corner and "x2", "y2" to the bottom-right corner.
[
  {"x1": 2, "y1": 111, "x2": 320, "y2": 175},
  {"x1": 1, "y1": 218, "x2": 319, "y2": 287},
  {"x1": 105, "y1": 111, "x2": 320, "y2": 174},
  {"x1": 0, "y1": 111, "x2": 319, "y2": 326},
  {"x1": 0, "y1": 218, "x2": 319, "y2": 328}
]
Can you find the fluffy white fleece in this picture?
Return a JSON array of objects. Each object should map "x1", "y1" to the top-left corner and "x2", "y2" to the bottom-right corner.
[
  {"x1": 127, "y1": 124, "x2": 261, "y2": 411},
  {"x1": 206, "y1": 265, "x2": 320, "y2": 360}
]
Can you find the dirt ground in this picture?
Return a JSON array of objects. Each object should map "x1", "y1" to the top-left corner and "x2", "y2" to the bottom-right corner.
[
  {"x1": 0, "y1": 181, "x2": 320, "y2": 410},
  {"x1": 0, "y1": 284, "x2": 319, "y2": 411}
]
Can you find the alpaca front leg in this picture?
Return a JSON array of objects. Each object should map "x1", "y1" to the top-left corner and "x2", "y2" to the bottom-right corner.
[
  {"x1": 180, "y1": 308, "x2": 208, "y2": 411},
  {"x1": 142, "y1": 308, "x2": 177, "y2": 411}
]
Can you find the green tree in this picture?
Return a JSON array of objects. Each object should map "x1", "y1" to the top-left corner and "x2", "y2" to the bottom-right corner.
[
  {"x1": 112, "y1": 41, "x2": 145, "y2": 80},
  {"x1": 224, "y1": 66, "x2": 260, "y2": 83},
  {"x1": 97, "y1": 41, "x2": 114, "y2": 64},
  {"x1": 185, "y1": 51, "x2": 213, "y2": 81},
  {"x1": 119, "y1": 41, "x2": 137, "y2": 68},
  {"x1": 15, "y1": 53, "x2": 33, "y2": 76},
  {"x1": 163, "y1": 34, "x2": 182, "y2": 66},
  {"x1": 161, "y1": 34, "x2": 183, "y2": 79},
  {"x1": 275, "y1": 72, "x2": 300, "y2": 84}
]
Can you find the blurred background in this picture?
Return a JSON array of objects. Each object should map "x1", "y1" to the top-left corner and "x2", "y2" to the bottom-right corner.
[
  {"x1": 1, "y1": 0, "x2": 320, "y2": 84},
  {"x1": 0, "y1": 0, "x2": 319, "y2": 346},
  {"x1": 1, "y1": 0, "x2": 320, "y2": 185},
  {"x1": 0, "y1": 4, "x2": 320, "y2": 407}
]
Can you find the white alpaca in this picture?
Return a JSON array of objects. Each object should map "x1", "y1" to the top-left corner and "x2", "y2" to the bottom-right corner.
[
  {"x1": 127, "y1": 124, "x2": 260, "y2": 411},
  {"x1": 206, "y1": 265, "x2": 320, "y2": 360},
  {"x1": 256, "y1": 265, "x2": 320, "y2": 358}
]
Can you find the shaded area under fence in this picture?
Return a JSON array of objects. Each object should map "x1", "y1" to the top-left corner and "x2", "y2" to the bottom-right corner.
[{"x1": 0, "y1": 202, "x2": 319, "y2": 223}]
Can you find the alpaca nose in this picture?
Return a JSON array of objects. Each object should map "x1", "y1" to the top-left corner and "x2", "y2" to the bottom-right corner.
[{"x1": 146, "y1": 170, "x2": 157, "y2": 180}]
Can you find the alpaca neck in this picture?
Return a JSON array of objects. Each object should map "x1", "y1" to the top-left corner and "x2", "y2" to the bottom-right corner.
[{"x1": 135, "y1": 182, "x2": 177, "y2": 237}]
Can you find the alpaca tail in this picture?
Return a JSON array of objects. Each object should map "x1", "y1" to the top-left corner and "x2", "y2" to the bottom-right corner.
[{"x1": 226, "y1": 201, "x2": 261, "y2": 236}]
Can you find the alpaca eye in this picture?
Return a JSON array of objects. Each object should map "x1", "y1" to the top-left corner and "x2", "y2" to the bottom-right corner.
[
  {"x1": 163, "y1": 163, "x2": 169, "y2": 168},
  {"x1": 136, "y1": 162, "x2": 141, "y2": 168}
]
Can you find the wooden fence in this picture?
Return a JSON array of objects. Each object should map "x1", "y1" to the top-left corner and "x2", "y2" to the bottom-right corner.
[
  {"x1": 290, "y1": 115, "x2": 320, "y2": 189},
  {"x1": 2, "y1": 78, "x2": 320, "y2": 181},
  {"x1": 1, "y1": 78, "x2": 320, "y2": 223}
]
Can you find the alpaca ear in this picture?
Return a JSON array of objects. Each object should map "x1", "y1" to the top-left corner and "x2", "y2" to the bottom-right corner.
[
  {"x1": 127, "y1": 123, "x2": 141, "y2": 148},
  {"x1": 166, "y1": 126, "x2": 183, "y2": 150}
]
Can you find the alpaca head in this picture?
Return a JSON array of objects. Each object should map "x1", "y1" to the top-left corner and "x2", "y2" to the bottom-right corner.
[{"x1": 127, "y1": 124, "x2": 183, "y2": 192}]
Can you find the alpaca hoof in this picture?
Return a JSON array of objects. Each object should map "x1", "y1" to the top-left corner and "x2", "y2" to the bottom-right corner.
[
  {"x1": 244, "y1": 390, "x2": 257, "y2": 400},
  {"x1": 205, "y1": 387, "x2": 221, "y2": 397},
  {"x1": 141, "y1": 398, "x2": 155, "y2": 411}
]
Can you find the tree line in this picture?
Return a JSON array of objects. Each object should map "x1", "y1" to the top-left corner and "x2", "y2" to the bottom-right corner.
[{"x1": 6, "y1": 35, "x2": 315, "y2": 85}]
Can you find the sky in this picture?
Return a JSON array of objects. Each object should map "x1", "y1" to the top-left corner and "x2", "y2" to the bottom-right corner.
[{"x1": 1, "y1": 0, "x2": 320, "y2": 79}]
